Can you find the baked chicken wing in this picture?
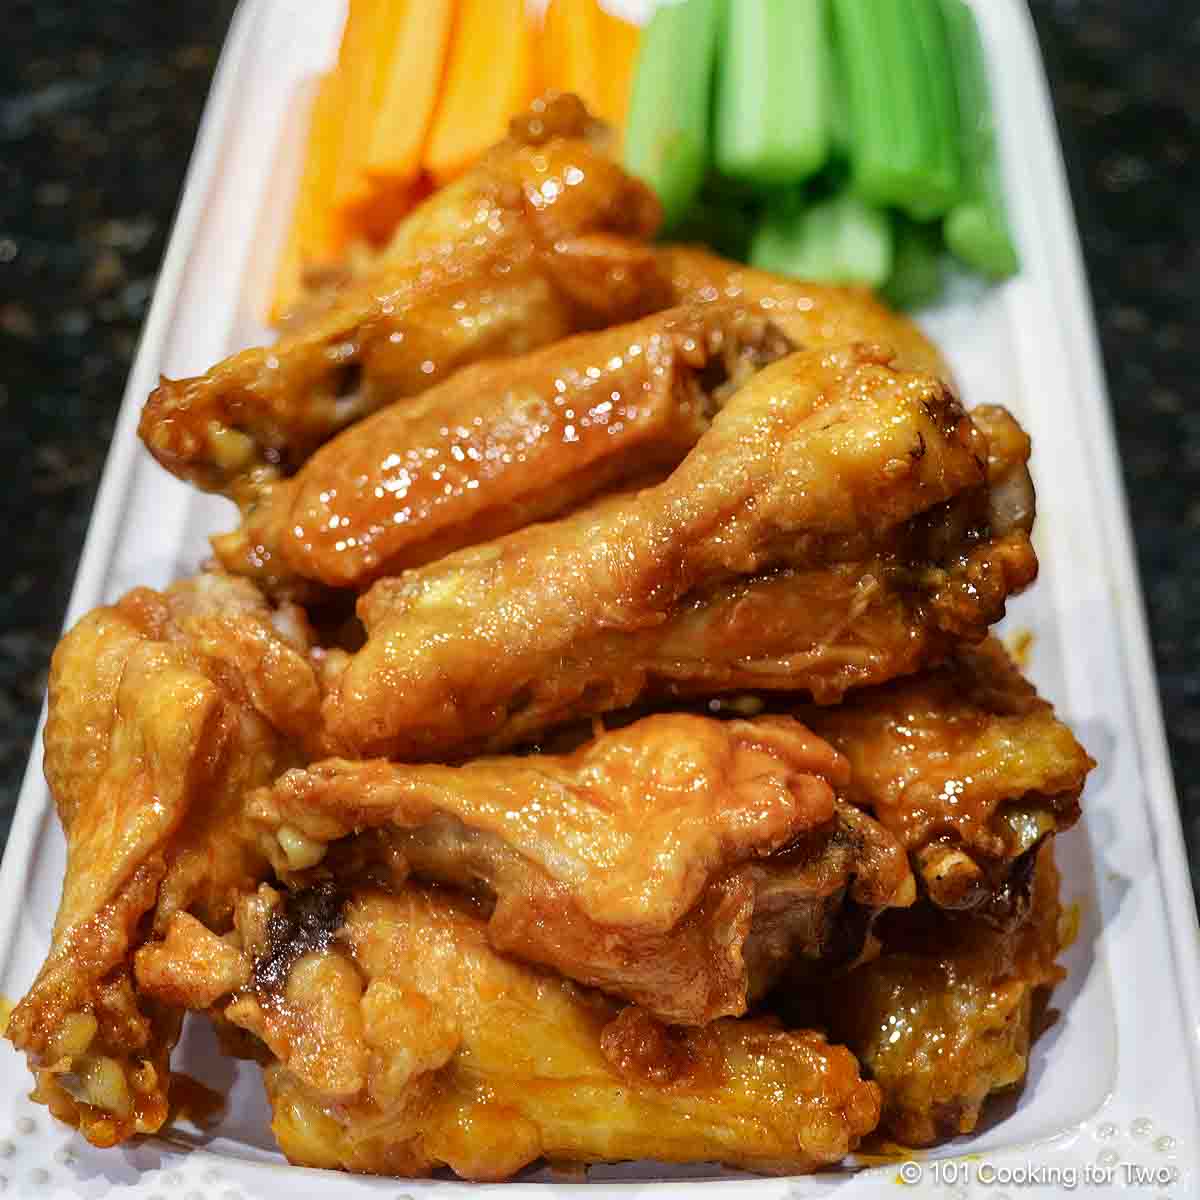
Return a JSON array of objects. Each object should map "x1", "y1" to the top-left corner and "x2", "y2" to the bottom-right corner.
[
  {"x1": 661, "y1": 245, "x2": 949, "y2": 378},
  {"x1": 239, "y1": 714, "x2": 913, "y2": 1024},
  {"x1": 150, "y1": 882, "x2": 883, "y2": 1178},
  {"x1": 810, "y1": 843, "x2": 1064, "y2": 1145},
  {"x1": 798, "y1": 638, "x2": 1093, "y2": 913},
  {"x1": 212, "y1": 304, "x2": 791, "y2": 595},
  {"x1": 139, "y1": 95, "x2": 666, "y2": 502},
  {"x1": 322, "y1": 345, "x2": 1026, "y2": 760},
  {"x1": 5, "y1": 574, "x2": 321, "y2": 1146}
]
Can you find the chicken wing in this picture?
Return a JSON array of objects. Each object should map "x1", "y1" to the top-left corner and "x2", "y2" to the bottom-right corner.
[
  {"x1": 797, "y1": 638, "x2": 1093, "y2": 913},
  {"x1": 661, "y1": 244, "x2": 949, "y2": 378},
  {"x1": 5, "y1": 574, "x2": 321, "y2": 1146},
  {"x1": 236, "y1": 714, "x2": 913, "y2": 1024},
  {"x1": 809, "y1": 843, "x2": 1064, "y2": 1145},
  {"x1": 164, "y1": 882, "x2": 882, "y2": 1178},
  {"x1": 322, "y1": 345, "x2": 1014, "y2": 760},
  {"x1": 211, "y1": 305, "x2": 791, "y2": 595},
  {"x1": 139, "y1": 95, "x2": 666, "y2": 502}
]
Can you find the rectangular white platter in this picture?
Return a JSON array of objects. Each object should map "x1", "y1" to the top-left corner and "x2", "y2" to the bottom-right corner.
[{"x1": 1, "y1": 1, "x2": 1197, "y2": 1197}]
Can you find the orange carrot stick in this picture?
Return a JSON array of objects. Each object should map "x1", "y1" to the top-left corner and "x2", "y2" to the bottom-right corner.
[
  {"x1": 424, "y1": 0, "x2": 537, "y2": 184},
  {"x1": 270, "y1": 64, "x2": 345, "y2": 322},
  {"x1": 543, "y1": 0, "x2": 603, "y2": 113},
  {"x1": 597, "y1": 4, "x2": 641, "y2": 136},
  {"x1": 365, "y1": 0, "x2": 457, "y2": 183}
]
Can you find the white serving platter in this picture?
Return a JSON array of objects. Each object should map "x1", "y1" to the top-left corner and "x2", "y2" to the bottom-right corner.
[{"x1": 1, "y1": 1, "x2": 1197, "y2": 1197}]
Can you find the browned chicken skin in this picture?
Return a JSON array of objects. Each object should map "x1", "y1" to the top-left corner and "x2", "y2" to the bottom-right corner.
[
  {"x1": 212, "y1": 305, "x2": 791, "y2": 596},
  {"x1": 150, "y1": 881, "x2": 883, "y2": 1179},
  {"x1": 661, "y1": 244, "x2": 950, "y2": 378},
  {"x1": 5, "y1": 574, "x2": 320, "y2": 1146},
  {"x1": 322, "y1": 345, "x2": 1024, "y2": 760},
  {"x1": 238, "y1": 714, "x2": 913, "y2": 1024},
  {"x1": 798, "y1": 637, "x2": 1093, "y2": 913},
  {"x1": 15, "y1": 90, "x2": 1091, "y2": 1177},
  {"x1": 810, "y1": 843, "x2": 1065, "y2": 1145},
  {"x1": 139, "y1": 95, "x2": 666, "y2": 502}
]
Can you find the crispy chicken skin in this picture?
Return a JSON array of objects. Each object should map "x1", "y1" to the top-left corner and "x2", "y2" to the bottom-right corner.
[
  {"x1": 139, "y1": 95, "x2": 666, "y2": 501},
  {"x1": 238, "y1": 714, "x2": 913, "y2": 1024},
  {"x1": 187, "y1": 883, "x2": 881, "y2": 1179},
  {"x1": 6, "y1": 574, "x2": 320, "y2": 1146},
  {"x1": 661, "y1": 245, "x2": 949, "y2": 378},
  {"x1": 322, "y1": 345, "x2": 1019, "y2": 760},
  {"x1": 798, "y1": 638, "x2": 1094, "y2": 912},
  {"x1": 810, "y1": 843, "x2": 1064, "y2": 1145},
  {"x1": 212, "y1": 305, "x2": 791, "y2": 595}
]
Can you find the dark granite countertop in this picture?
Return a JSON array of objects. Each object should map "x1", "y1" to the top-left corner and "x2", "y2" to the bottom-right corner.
[{"x1": 1, "y1": 2, "x2": 1197, "y2": 898}]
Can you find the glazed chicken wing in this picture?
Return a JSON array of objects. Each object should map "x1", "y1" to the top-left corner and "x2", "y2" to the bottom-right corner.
[
  {"x1": 661, "y1": 244, "x2": 949, "y2": 378},
  {"x1": 139, "y1": 95, "x2": 666, "y2": 502},
  {"x1": 810, "y1": 843, "x2": 1064, "y2": 1145},
  {"x1": 5, "y1": 574, "x2": 321, "y2": 1146},
  {"x1": 212, "y1": 304, "x2": 791, "y2": 595},
  {"x1": 153, "y1": 882, "x2": 882, "y2": 1178},
  {"x1": 798, "y1": 637, "x2": 1093, "y2": 913},
  {"x1": 322, "y1": 345, "x2": 1019, "y2": 760},
  {"x1": 237, "y1": 714, "x2": 913, "y2": 1024}
]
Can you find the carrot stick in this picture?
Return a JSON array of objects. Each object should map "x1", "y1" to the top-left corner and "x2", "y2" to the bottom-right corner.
[
  {"x1": 543, "y1": 0, "x2": 603, "y2": 113},
  {"x1": 270, "y1": 65, "x2": 345, "y2": 322},
  {"x1": 365, "y1": 0, "x2": 457, "y2": 183},
  {"x1": 330, "y1": 0, "x2": 408, "y2": 220},
  {"x1": 596, "y1": 4, "x2": 641, "y2": 135},
  {"x1": 424, "y1": 0, "x2": 537, "y2": 183}
]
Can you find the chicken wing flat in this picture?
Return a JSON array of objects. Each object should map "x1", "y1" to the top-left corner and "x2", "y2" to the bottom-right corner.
[
  {"x1": 797, "y1": 638, "x2": 1093, "y2": 914},
  {"x1": 237, "y1": 714, "x2": 913, "y2": 1024},
  {"x1": 5, "y1": 574, "x2": 321, "y2": 1146},
  {"x1": 152, "y1": 882, "x2": 882, "y2": 1178},
  {"x1": 323, "y1": 345, "x2": 1016, "y2": 760},
  {"x1": 661, "y1": 245, "x2": 949, "y2": 378},
  {"x1": 212, "y1": 305, "x2": 791, "y2": 595},
  {"x1": 809, "y1": 843, "x2": 1064, "y2": 1146},
  {"x1": 139, "y1": 95, "x2": 666, "y2": 501}
]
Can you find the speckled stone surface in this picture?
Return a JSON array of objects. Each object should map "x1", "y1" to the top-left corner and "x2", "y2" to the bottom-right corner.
[{"x1": 1, "y1": 3, "x2": 1197, "y2": 899}]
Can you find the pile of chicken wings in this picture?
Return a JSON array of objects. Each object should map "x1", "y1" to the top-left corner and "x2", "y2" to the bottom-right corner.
[{"x1": 8, "y1": 96, "x2": 1093, "y2": 1180}]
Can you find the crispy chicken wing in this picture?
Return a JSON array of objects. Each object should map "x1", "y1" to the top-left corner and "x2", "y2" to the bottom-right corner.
[
  {"x1": 139, "y1": 95, "x2": 666, "y2": 502},
  {"x1": 5, "y1": 574, "x2": 321, "y2": 1146},
  {"x1": 798, "y1": 638, "x2": 1093, "y2": 913},
  {"x1": 183, "y1": 882, "x2": 883, "y2": 1178},
  {"x1": 212, "y1": 305, "x2": 791, "y2": 595},
  {"x1": 236, "y1": 714, "x2": 912, "y2": 1024},
  {"x1": 661, "y1": 245, "x2": 949, "y2": 377},
  {"x1": 810, "y1": 843, "x2": 1064, "y2": 1145},
  {"x1": 322, "y1": 345, "x2": 1021, "y2": 760}
]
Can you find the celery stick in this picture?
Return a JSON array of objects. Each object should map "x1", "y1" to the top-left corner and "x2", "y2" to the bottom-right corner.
[
  {"x1": 939, "y1": 0, "x2": 1019, "y2": 278},
  {"x1": 623, "y1": 0, "x2": 723, "y2": 230},
  {"x1": 672, "y1": 183, "x2": 761, "y2": 262},
  {"x1": 714, "y1": 0, "x2": 830, "y2": 186},
  {"x1": 831, "y1": 0, "x2": 960, "y2": 218},
  {"x1": 902, "y1": 0, "x2": 962, "y2": 219},
  {"x1": 749, "y1": 189, "x2": 893, "y2": 289},
  {"x1": 882, "y1": 218, "x2": 944, "y2": 310},
  {"x1": 830, "y1": 0, "x2": 922, "y2": 209}
]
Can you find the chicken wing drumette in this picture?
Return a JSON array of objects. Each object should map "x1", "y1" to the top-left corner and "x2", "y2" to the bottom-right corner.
[{"x1": 6, "y1": 574, "x2": 322, "y2": 1146}]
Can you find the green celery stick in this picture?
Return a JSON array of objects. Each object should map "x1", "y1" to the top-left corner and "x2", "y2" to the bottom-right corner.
[
  {"x1": 882, "y1": 218, "x2": 945, "y2": 310},
  {"x1": 939, "y1": 0, "x2": 1019, "y2": 278},
  {"x1": 830, "y1": 0, "x2": 924, "y2": 209},
  {"x1": 714, "y1": 0, "x2": 830, "y2": 186},
  {"x1": 671, "y1": 182, "x2": 761, "y2": 262},
  {"x1": 623, "y1": 0, "x2": 723, "y2": 230},
  {"x1": 749, "y1": 188, "x2": 893, "y2": 289},
  {"x1": 831, "y1": 0, "x2": 962, "y2": 218},
  {"x1": 901, "y1": 0, "x2": 963, "y2": 219}
]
